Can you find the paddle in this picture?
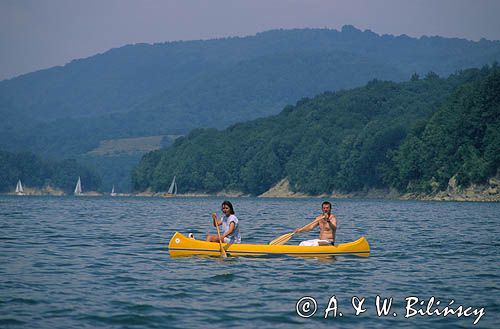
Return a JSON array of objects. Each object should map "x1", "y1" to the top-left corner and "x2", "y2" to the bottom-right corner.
[
  {"x1": 269, "y1": 218, "x2": 320, "y2": 245},
  {"x1": 213, "y1": 213, "x2": 227, "y2": 258}
]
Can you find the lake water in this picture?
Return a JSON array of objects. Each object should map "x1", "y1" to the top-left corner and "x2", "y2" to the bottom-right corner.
[{"x1": 0, "y1": 196, "x2": 498, "y2": 328}]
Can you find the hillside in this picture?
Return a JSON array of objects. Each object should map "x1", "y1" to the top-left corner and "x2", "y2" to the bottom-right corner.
[
  {"x1": 1, "y1": 26, "x2": 500, "y2": 191},
  {"x1": 2, "y1": 26, "x2": 500, "y2": 158},
  {"x1": 132, "y1": 66, "x2": 499, "y2": 198},
  {"x1": 0, "y1": 150, "x2": 100, "y2": 193}
]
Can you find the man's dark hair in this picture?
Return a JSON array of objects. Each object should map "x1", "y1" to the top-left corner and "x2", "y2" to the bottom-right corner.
[{"x1": 322, "y1": 201, "x2": 332, "y2": 208}]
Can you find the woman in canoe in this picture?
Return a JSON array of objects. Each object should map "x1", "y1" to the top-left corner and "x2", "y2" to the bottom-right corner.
[{"x1": 206, "y1": 200, "x2": 241, "y2": 243}]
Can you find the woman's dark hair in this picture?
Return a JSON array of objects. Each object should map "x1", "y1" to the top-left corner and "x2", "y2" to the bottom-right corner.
[{"x1": 222, "y1": 200, "x2": 235, "y2": 214}]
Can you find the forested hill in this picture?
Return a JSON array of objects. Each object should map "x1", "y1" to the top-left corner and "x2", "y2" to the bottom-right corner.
[
  {"x1": 0, "y1": 151, "x2": 100, "y2": 193},
  {"x1": 1, "y1": 26, "x2": 500, "y2": 158},
  {"x1": 132, "y1": 65, "x2": 500, "y2": 196}
]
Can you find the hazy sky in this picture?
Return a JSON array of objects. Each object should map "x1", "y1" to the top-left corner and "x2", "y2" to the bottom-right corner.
[{"x1": 1, "y1": 0, "x2": 500, "y2": 81}]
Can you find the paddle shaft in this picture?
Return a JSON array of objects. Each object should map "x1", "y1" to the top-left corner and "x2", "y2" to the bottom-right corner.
[
  {"x1": 269, "y1": 218, "x2": 321, "y2": 245},
  {"x1": 214, "y1": 216, "x2": 227, "y2": 258},
  {"x1": 296, "y1": 217, "x2": 321, "y2": 233}
]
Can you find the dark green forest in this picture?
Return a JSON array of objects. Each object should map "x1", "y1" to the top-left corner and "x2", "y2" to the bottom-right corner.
[
  {"x1": 0, "y1": 151, "x2": 100, "y2": 193},
  {"x1": 388, "y1": 67, "x2": 500, "y2": 192},
  {"x1": 132, "y1": 65, "x2": 499, "y2": 196}
]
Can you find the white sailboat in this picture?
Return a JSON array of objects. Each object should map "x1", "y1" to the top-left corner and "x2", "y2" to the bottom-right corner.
[
  {"x1": 164, "y1": 176, "x2": 177, "y2": 197},
  {"x1": 15, "y1": 179, "x2": 25, "y2": 195},
  {"x1": 111, "y1": 185, "x2": 116, "y2": 196},
  {"x1": 74, "y1": 176, "x2": 82, "y2": 195}
]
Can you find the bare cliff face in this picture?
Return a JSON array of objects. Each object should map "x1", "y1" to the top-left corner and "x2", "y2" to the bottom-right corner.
[
  {"x1": 401, "y1": 176, "x2": 500, "y2": 202},
  {"x1": 258, "y1": 179, "x2": 310, "y2": 198},
  {"x1": 258, "y1": 177, "x2": 500, "y2": 202}
]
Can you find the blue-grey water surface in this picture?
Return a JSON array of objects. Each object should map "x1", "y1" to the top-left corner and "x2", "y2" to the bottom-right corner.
[{"x1": 0, "y1": 196, "x2": 499, "y2": 328}]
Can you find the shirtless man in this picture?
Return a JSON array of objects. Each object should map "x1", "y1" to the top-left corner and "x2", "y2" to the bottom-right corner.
[{"x1": 295, "y1": 201, "x2": 337, "y2": 246}]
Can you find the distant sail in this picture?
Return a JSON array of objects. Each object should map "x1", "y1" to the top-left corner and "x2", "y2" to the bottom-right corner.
[
  {"x1": 111, "y1": 185, "x2": 116, "y2": 196},
  {"x1": 15, "y1": 179, "x2": 25, "y2": 195},
  {"x1": 74, "y1": 177, "x2": 82, "y2": 195},
  {"x1": 167, "y1": 176, "x2": 177, "y2": 195}
]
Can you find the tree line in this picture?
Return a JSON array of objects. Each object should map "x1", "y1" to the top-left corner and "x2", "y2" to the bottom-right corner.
[
  {"x1": 0, "y1": 151, "x2": 101, "y2": 193},
  {"x1": 132, "y1": 65, "x2": 499, "y2": 196}
]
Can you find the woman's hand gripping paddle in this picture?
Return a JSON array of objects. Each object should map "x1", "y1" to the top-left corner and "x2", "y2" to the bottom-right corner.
[{"x1": 213, "y1": 213, "x2": 227, "y2": 258}]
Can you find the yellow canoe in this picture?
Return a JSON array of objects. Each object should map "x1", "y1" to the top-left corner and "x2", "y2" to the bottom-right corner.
[{"x1": 168, "y1": 232, "x2": 370, "y2": 258}]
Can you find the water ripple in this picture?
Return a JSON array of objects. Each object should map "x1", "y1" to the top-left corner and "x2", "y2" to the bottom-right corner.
[{"x1": 0, "y1": 196, "x2": 499, "y2": 328}]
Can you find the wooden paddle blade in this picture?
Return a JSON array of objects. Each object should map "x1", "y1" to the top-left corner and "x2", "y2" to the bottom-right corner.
[{"x1": 269, "y1": 232, "x2": 294, "y2": 245}]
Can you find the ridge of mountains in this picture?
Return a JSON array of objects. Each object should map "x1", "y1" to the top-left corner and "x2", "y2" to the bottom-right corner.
[{"x1": 1, "y1": 25, "x2": 499, "y2": 191}]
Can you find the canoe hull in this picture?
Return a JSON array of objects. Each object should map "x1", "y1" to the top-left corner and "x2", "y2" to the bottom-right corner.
[{"x1": 168, "y1": 232, "x2": 370, "y2": 258}]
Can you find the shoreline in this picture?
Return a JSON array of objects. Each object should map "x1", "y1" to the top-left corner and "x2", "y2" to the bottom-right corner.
[
  {"x1": 3, "y1": 191, "x2": 499, "y2": 203},
  {"x1": 3, "y1": 178, "x2": 499, "y2": 202}
]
